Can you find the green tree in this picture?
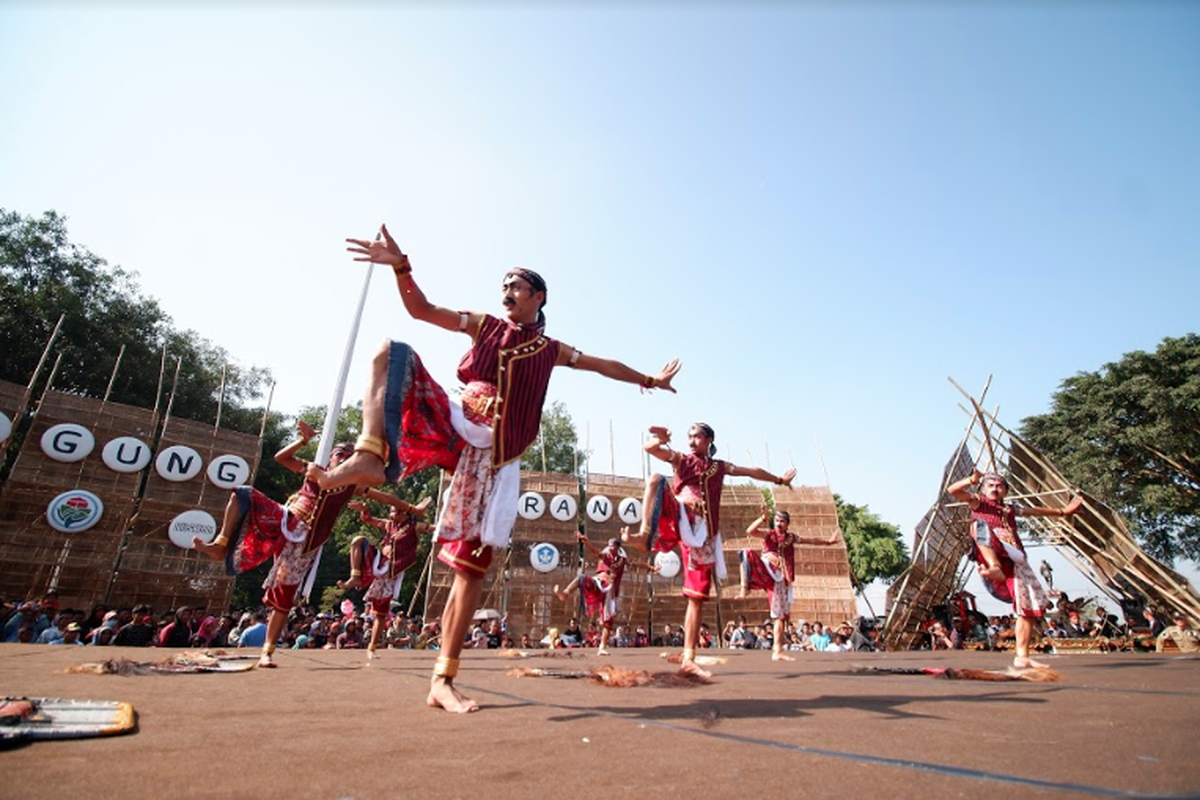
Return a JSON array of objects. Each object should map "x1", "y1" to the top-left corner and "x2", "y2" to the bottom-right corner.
[
  {"x1": 521, "y1": 400, "x2": 587, "y2": 476},
  {"x1": 834, "y1": 495, "x2": 909, "y2": 589},
  {"x1": 0, "y1": 208, "x2": 271, "y2": 434},
  {"x1": 1021, "y1": 334, "x2": 1200, "y2": 562}
]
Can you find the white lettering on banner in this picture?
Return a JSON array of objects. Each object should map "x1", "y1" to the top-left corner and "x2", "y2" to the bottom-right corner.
[
  {"x1": 207, "y1": 455, "x2": 250, "y2": 489},
  {"x1": 155, "y1": 445, "x2": 204, "y2": 482},
  {"x1": 618, "y1": 498, "x2": 643, "y2": 525},
  {"x1": 101, "y1": 436, "x2": 153, "y2": 473},
  {"x1": 517, "y1": 492, "x2": 546, "y2": 520},
  {"x1": 549, "y1": 493, "x2": 578, "y2": 522},
  {"x1": 586, "y1": 495, "x2": 612, "y2": 523},
  {"x1": 41, "y1": 424, "x2": 96, "y2": 462}
]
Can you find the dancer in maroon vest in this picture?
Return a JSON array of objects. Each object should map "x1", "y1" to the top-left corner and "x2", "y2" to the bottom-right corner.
[
  {"x1": 338, "y1": 495, "x2": 434, "y2": 658},
  {"x1": 193, "y1": 421, "x2": 384, "y2": 667},
  {"x1": 554, "y1": 532, "x2": 656, "y2": 656},
  {"x1": 739, "y1": 506, "x2": 839, "y2": 661},
  {"x1": 321, "y1": 224, "x2": 680, "y2": 712},
  {"x1": 622, "y1": 423, "x2": 795, "y2": 677},
  {"x1": 947, "y1": 469, "x2": 1081, "y2": 669}
]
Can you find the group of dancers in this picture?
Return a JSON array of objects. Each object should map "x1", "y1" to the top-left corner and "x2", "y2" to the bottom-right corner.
[{"x1": 192, "y1": 222, "x2": 1083, "y2": 712}]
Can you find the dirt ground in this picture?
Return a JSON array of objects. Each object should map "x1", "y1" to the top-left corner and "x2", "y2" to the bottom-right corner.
[{"x1": 1, "y1": 644, "x2": 1198, "y2": 800}]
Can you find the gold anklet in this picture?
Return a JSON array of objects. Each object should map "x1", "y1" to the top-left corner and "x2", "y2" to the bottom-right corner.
[
  {"x1": 681, "y1": 648, "x2": 695, "y2": 661},
  {"x1": 433, "y1": 656, "x2": 459, "y2": 678},
  {"x1": 354, "y1": 434, "x2": 388, "y2": 462}
]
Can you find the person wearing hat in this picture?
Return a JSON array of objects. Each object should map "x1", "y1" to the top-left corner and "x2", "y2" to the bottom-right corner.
[
  {"x1": 1156, "y1": 612, "x2": 1200, "y2": 653},
  {"x1": 947, "y1": 469, "x2": 1082, "y2": 669},
  {"x1": 318, "y1": 224, "x2": 681, "y2": 713},
  {"x1": 554, "y1": 531, "x2": 657, "y2": 656},
  {"x1": 739, "y1": 505, "x2": 840, "y2": 661}
]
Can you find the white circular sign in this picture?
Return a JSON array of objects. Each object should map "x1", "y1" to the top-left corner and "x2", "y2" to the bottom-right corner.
[
  {"x1": 155, "y1": 445, "x2": 204, "y2": 482},
  {"x1": 0, "y1": 411, "x2": 11, "y2": 443},
  {"x1": 517, "y1": 492, "x2": 546, "y2": 520},
  {"x1": 549, "y1": 493, "x2": 578, "y2": 522},
  {"x1": 168, "y1": 509, "x2": 218, "y2": 549},
  {"x1": 207, "y1": 454, "x2": 250, "y2": 489},
  {"x1": 585, "y1": 494, "x2": 613, "y2": 523},
  {"x1": 102, "y1": 436, "x2": 152, "y2": 473},
  {"x1": 618, "y1": 497, "x2": 643, "y2": 525},
  {"x1": 654, "y1": 549, "x2": 681, "y2": 579},
  {"x1": 41, "y1": 424, "x2": 95, "y2": 463},
  {"x1": 529, "y1": 542, "x2": 561, "y2": 573},
  {"x1": 46, "y1": 490, "x2": 104, "y2": 533}
]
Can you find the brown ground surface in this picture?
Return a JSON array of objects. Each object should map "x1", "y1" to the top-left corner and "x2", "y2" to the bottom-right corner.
[{"x1": 1, "y1": 644, "x2": 1197, "y2": 800}]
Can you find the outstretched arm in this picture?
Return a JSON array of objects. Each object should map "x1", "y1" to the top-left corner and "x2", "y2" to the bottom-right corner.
[
  {"x1": 1016, "y1": 495, "x2": 1084, "y2": 518},
  {"x1": 274, "y1": 421, "x2": 317, "y2": 474},
  {"x1": 728, "y1": 464, "x2": 796, "y2": 487},
  {"x1": 347, "y1": 500, "x2": 389, "y2": 532},
  {"x1": 746, "y1": 506, "x2": 771, "y2": 539},
  {"x1": 363, "y1": 489, "x2": 432, "y2": 518},
  {"x1": 561, "y1": 350, "x2": 681, "y2": 394},
  {"x1": 346, "y1": 223, "x2": 477, "y2": 333},
  {"x1": 576, "y1": 531, "x2": 603, "y2": 559}
]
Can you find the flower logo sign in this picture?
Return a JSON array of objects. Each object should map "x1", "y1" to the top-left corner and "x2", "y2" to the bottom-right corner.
[{"x1": 46, "y1": 490, "x2": 105, "y2": 533}]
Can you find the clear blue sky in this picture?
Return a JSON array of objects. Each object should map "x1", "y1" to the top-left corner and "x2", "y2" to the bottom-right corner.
[{"x1": 3, "y1": 1, "x2": 1197, "y2": 615}]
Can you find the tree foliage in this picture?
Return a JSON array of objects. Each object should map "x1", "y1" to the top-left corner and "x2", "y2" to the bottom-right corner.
[
  {"x1": 521, "y1": 400, "x2": 587, "y2": 476},
  {"x1": 834, "y1": 495, "x2": 909, "y2": 588},
  {"x1": 0, "y1": 208, "x2": 271, "y2": 434},
  {"x1": 1021, "y1": 334, "x2": 1200, "y2": 562}
]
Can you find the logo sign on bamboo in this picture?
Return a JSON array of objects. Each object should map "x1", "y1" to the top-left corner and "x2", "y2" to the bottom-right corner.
[
  {"x1": 168, "y1": 509, "x2": 218, "y2": 549},
  {"x1": 155, "y1": 445, "x2": 205, "y2": 482},
  {"x1": 41, "y1": 424, "x2": 96, "y2": 462},
  {"x1": 0, "y1": 411, "x2": 11, "y2": 444},
  {"x1": 206, "y1": 455, "x2": 250, "y2": 489},
  {"x1": 101, "y1": 436, "x2": 153, "y2": 473},
  {"x1": 529, "y1": 542, "x2": 561, "y2": 573},
  {"x1": 517, "y1": 492, "x2": 546, "y2": 520},
  {"x1": 548, "y1": 493, "x2": 577, "y2": 522},
  {"x1": 654, "y1": 550, "x2": 681, "y2": 579},
  {"x1": 46, "y1": 490, "x2": 105, "y2": 533}
]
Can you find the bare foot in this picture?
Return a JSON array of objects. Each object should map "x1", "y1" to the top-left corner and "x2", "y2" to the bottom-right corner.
[
  {"x1": 257, "y1": 652, "x2": 277, "y2": 668},
  {"x1": 979, "y1": 565, "x2": 1005, "y2": 582},
  {"x1": 427, "y1": 677, "x2": 478, "y2": 713},
  {"x1": 192, "y1": 537, "x2": 227, "y2": 561},
  {"x1": 1012, "y1": 656, "x2": 1048, "y2": 669},
  {"x1": 337, "y1": 576, "x2": 363, "y2": 590},
  {"x1": 321, "y1": 451, "x2": 386, "y2": 490},
  {"x1": 553, "y1": 584, "x2": 568, "y2": 602},
  {"x1": 736, "y1": 588, "x2": 747, "y2": 599},
  {"x1": 597, "y1": 647, "x2": 610, "y2": 657},
  {"x1": 620, "y1": 526, "x2": 650, "y2": 554},
  {"x1": 771, "y1": 651, "x2": 795, "y2": 662},
  {"x1": 367, "y1": 647, "x2": 378, "y2": 662},
  {"x1": 679, "y1": 658, "x2": 712, "y2": 679}
]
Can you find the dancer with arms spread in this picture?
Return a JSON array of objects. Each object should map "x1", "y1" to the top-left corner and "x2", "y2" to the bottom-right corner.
[
  {"x1": 946, "y1": 469, "x2": 1081, "y2": 669},
  {"x1": 338, "y1": 494, "x2": 434, "y2": 658},
  {"x1": 193, "y1": 421, "x2": 387, "y2": 667},
  {"x1": 623, "y1": 423, "x2": 795, "y2": 677},
  {"x1": 739, "y1": 505, "x2": 839, "y2": 661},
  {"x1": 321, "y1": 224, "x2": 680, "y2": 712},
  {"x1": 554, "y1": 532, "x2": 657, "y2": 656}
]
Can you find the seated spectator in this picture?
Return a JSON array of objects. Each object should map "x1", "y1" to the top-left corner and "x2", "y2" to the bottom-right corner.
[
  {"x1": 1043, "y1": 618, "x2": 1067, "y2": 639},
  {"x1": 1090, "y1": 608, "x2": 1121, "y2": 638},
  {"x1": 1156, "y1": 613, "x2": 1200, "y2": 653},
  {"x1": 929, "y1": 621, "x2": 960, "y2": 650},
  {"x1": 238, "y1": 611, "x2": 269, "y2": 649},
  {"x1": 3, "y1": 602, "x2": 48, "y2": 643},
  {"x1": 337, "y1": 619, "x2": 365, "y2": 649},
  {"x1": 809, "y1": 621, "x2": 831, "y2": 652},
  {"x1": 827, "y1": 631, "x2": 851, "y2": 652},
  {"x1": 1142, "y1": 607, "x2": 1166, "y2": 638},
  {"x1": 158, "y1": 607, "x2": 193, "y2": 647},
  {"x1": 113, "y1": 605, "x2": 156, "y2": 647},
  {"x1": 1063, "y1": 611, "x2": 1087, "y2": 638},
  {"x1": 561, "y1": 618, "x2": 584, "y2": 648},
  {"x1": 51, "y1": 622, "x2": 85, "y2": 646}
]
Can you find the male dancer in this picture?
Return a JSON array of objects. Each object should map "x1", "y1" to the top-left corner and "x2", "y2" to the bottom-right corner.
[
  {"x1": 554, "y1": 531, "x2": 656, "y2": 656},
  {"x1": 946, "y1": 469, "x2": 1081, "y2": 669},
  {"x1": 320, "y1": 224, "x2": 680, "y2": 712},
  {"x1": 739, "y1": 505, "x2": 839, "y2": 661},
  {"x1": 622, "y1": 423, "x2": 795, "y2": 677},
  {"x1": 338, "y1": 495, "x2": 434, "y2": 657},
  {"x1": 193, "y1": 421, "x2": 385, "y2": 667}
]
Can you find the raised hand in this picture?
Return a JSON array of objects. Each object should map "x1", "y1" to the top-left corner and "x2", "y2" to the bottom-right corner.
[{"x1": 346, "y1": 223, "x2": 409, "y2": 270}]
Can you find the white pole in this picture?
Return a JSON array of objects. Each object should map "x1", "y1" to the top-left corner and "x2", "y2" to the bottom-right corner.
[{"x1": 315, "y1": 263, "x2": 375, "y2": 467}]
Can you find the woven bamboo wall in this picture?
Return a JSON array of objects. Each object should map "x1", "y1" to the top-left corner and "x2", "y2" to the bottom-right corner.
[
  {"x1": 0, "y1": 391, "x2": 257, "y2": 612},
  {"x1": 0, "y1": 379, "x2": 26, "y2": 429},
  {"x1": 421, "y1": 470, "x2": 854, "y2": 643}
]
